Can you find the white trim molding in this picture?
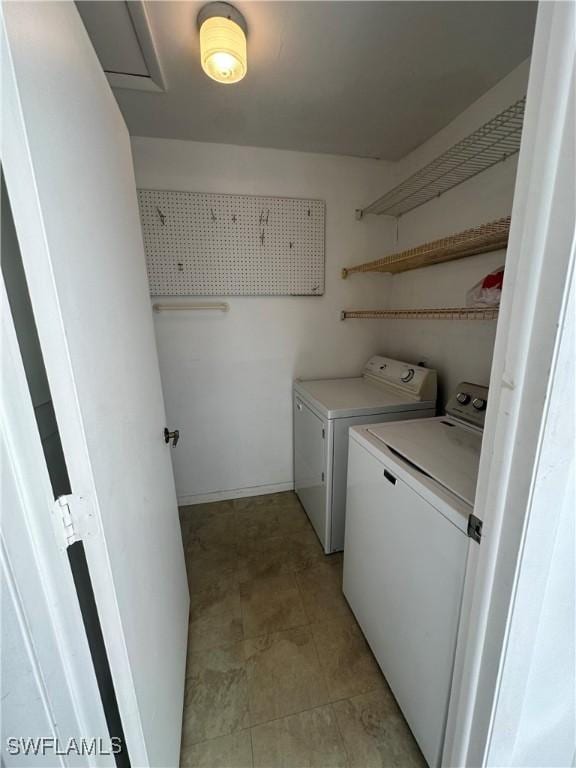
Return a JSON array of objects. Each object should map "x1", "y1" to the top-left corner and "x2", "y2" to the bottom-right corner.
[
  {"x1": 178, "y1": 482, "x2": 294, "y2": 506},
  {"x1": 444, "y1": 2, "x2": 576, "y2": 765}
]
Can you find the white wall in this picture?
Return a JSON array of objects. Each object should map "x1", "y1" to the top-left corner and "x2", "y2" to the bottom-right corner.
[
  {"x1": 131, "y1": 138, "x2": 394, "y2": 503},
  {"x1": 377, "y1": 61, "x2": 530, "y2": 406},
  {"x1": 131, "y1": 60, "x2": 531, "y2": 501}
]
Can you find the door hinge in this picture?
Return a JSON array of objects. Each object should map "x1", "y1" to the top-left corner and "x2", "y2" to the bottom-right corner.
[
  {"x1": 54, "y1": 495, "x2": 80, "y2": 547},
  {"x1": 467, "y1": 513, "x2": 482, "y2": 544},
  {"x1": 322, "y1": 428, "x2": 325, "y2": 439},
  {"x1": 321, "y1": 471, "x2": 325, "y2": 483}
]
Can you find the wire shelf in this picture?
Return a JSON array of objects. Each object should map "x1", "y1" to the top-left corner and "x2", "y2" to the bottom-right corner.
[
  {"x1": 342, "y1": 217, "x2": 510, "y2": 278},
  {"x1": 340, "y1": 307, "x2": 499, "y2": 321},
  {"x1": 361, "y1": 98, "x2": 525, "y2": 217}
]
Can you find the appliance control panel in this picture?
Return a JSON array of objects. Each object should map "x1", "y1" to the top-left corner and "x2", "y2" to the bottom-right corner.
[
  {"x1": 446, "y1": 382, "x2": 489, "y2": 428},
  {"x1": 363, "y1": 356, "x2": 437, "y2": 402}
]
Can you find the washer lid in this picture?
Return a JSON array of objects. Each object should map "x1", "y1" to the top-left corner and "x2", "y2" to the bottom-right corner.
[
  {"x1": 367, "y1": 418, "x2": 484, "y2": 506},
  {"x1": 294, "y1": 377, "x2": 434, "y2": 419}
]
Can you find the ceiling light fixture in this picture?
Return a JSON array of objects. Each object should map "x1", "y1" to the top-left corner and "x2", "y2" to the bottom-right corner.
[{"x1": 197, "y1": 2, "x2": 247, "y2": 84}]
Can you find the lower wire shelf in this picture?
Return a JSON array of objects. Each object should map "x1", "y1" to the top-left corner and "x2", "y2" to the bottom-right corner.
[{"x1": 340, "y1": 307, "x2": 499, "y2": 321}]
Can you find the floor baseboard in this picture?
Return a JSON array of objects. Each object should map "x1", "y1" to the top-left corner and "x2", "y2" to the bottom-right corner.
[{"x1": 177, "y1": 481, "x2": 294, "y2": 507}]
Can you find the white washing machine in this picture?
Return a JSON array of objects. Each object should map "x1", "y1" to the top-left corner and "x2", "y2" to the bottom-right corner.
[
  {"x1": 343, "y1": 382, "x2": 488, "y2": 768},
  {"x1": 293, "y1": 356, "x2": 437, "y2": 554}
]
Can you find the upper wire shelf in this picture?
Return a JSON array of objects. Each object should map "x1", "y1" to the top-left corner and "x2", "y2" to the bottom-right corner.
[{"x1": 361, "y1": 98, "x2": 526, "y2": 218}]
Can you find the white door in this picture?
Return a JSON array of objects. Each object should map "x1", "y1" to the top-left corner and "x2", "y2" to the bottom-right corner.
[
  {"x1": 294, "y1": 395, "x2": 327, "y2": 545},
  {"x1": 1, "y1": 280, "x2": 112, "y2": 767},
  {"x1": 1, "y1": 4, "x2": 189, "y2": 767}
]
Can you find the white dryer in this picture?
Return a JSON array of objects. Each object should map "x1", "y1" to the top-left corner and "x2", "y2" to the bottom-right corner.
[
  {"x1": 293, "y1": 356, "x2": 437, "y2": 554},
  {"x1": 343, "y1": 383, "x2": 488, "y2": 768}
]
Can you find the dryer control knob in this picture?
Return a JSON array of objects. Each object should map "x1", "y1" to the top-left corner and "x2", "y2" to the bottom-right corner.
[
  {"x1": 456, "y1": 392, "x2": 471, "y2": 405},
  {"x1": 401, "y1": 368, "x2": 415, "y2": 383},
  {"x1": 472, "y1": 398, "x2": 487, "y2": 411}
]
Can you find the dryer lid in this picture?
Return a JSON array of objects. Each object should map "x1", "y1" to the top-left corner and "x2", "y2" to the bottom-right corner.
[
  {"x1": 294, "y1": 377, "x2": 434, "y2": 419},
  {"x1": 367, "y1": 417, "x2": 483, "y2": 506},
  {"x1": 294, "y1": 356, "x2": 437, "y2": 419}
]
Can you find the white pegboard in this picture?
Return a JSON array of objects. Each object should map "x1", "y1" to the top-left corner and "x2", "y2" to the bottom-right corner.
[{"x1": 137, "y1": 189, "x2": 325, "y2": 296}]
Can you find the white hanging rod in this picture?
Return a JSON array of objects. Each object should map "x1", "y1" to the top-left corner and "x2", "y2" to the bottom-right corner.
[{"x1": 153, "y1": 302, "x2": 230, "y2": 313}]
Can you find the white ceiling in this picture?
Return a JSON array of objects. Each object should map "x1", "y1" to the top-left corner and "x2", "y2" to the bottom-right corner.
[{"x1": 80, "y1": 1, "x2": 537, "y2": 160}]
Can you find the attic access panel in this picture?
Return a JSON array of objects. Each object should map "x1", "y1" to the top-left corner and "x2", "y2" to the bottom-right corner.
[
  {"x1": 76, "y1": 1, "x2": 165, "y2": 92},
  {"x1": 138, "y1": 189, "x2": 325, "y2": 296}
]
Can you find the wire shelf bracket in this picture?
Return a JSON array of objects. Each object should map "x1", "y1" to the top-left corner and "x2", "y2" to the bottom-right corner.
[{"x1": 360, "y1": 98, "x2": 525, "y2": 218}]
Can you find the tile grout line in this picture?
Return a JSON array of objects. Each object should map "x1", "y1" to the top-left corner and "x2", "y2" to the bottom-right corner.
[
  {"x1": 306, "y1": 598, "x2": 336, "y2": 706},
  {"x1": 185, "y1": 570, "x2": 324, "y2": 659},
  {"x1": 292, "y1": 534, "x2": 375, "y2": 767},
  {"x1": 179, "y1": 498, "x2": 261, "y2": 758},
  {"x1": 234, "y1": 511, "x2": 256, "y2": 759},
  {"x1": 181, "y1": 494, "x2": 378, "y2": 764},
  {"x1": 185, "y1": 492, "x2": 420, "y2": 756},
  {"x1": 329, "y1": 701, "x2": 352, "y2": 768},
  {"x1": 236, "y1": 496, "x2": 327, "y2": 755},
  {"x1": 239, "y1": 569, "x2": 351, "y2": 732},
  {"x1": 184, "y1": 726, "x2": 252, "y2": 749},
  {"x1": 248, "y1": 724, "x2": 255, "y2": 768},
  {"x1": 234, "y1": 519, "x2": 256, "y2": 747},
  {"x1": 246, "y1": 684, "x2": 391, "y2": 733},
  {"x1": 294, "y1": 567, "x2": 312, "y2": 625},
  {"x1": 183, "y1": 684, "x2": 412, "y2": 763},
  {"x1": 249, "y1": 699, "x2": 341, "y2": 731}
]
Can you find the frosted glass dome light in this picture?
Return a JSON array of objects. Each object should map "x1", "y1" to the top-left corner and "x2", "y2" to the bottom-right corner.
[{"x1": 198, "y1": 3, "x2": 247, "y2": 84}]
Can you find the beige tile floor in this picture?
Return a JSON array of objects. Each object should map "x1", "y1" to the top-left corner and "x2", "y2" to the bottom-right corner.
[{"x1": 179, "y1": 492, "x2": 426, "y2": 768}]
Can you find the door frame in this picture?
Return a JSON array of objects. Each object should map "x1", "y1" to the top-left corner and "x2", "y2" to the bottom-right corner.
[
  {"x1": 1, "y1": 277, "x2": 112, "y2": 766},
  {"x1": 444, "y1": 2, "x2": 576, "y2": 764}
]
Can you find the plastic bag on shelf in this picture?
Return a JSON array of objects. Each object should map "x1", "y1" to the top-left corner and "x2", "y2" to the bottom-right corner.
[{"x1": 466, "y1": 266, "x2": 504, "y2": 308}]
